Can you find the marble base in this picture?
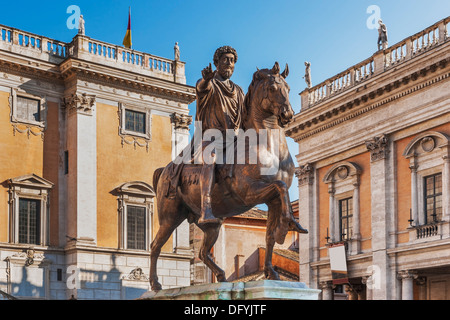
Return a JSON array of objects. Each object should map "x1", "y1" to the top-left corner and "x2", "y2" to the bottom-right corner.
[{"x1": 139, "y1": 280, "x2": 321, "y2": 300}]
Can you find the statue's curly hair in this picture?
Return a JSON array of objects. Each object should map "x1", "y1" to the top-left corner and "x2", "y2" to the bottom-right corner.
[{"x1": 213, "y1": 46, "x2": 238, "y2": 66}]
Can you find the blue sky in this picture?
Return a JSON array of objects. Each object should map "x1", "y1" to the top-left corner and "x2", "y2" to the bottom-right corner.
[{"x1": 1, "y1": 0, "x2": 449, "y2": 202}]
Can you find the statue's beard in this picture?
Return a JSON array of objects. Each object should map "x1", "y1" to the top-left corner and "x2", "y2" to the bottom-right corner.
[{"x1": 219, "y1": 69, "x2": 233, "y2": 80}]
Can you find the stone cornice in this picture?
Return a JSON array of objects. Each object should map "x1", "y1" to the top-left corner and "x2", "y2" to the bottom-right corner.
[
  {"x1": 0, "y1": 50, "x2": 64, "y2": 83},
  {"x1": 60, "y1": 58, "x2": 196, "y2": 105},
  {"x1": 0, "y1": 50, "x2": 196, "y2": 105},
  {"x1": 286, "y1": 36, "x2": 450, "y2": 141}
]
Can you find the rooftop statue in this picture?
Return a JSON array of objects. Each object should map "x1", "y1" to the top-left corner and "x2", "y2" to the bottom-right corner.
[
  {"x1": 174, "y1": 42, "x2": 180, "y2": 61},
  {"x1": 303, "y1": 61, "x2": 312, "y2": 88},
  {"x1": 378, "y1": 19, "x2": 388, "y2": 50},
  {"x1": 78, "y1": 15, "x2": 85, "y2": 36},
  {"x1": 149, "y1": 47, "x2": 308, "y2": 292}
]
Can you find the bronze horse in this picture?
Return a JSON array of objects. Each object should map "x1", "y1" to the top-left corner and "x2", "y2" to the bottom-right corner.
[{"x1": 149, "y1": 62, "x2": 308, "y2": 291}]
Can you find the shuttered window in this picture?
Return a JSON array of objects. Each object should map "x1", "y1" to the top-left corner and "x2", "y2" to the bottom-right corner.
[
  {"x1": 18, "y1": 198, "x2": 40, "y2": 245},
  {"x1": 127, "y1": 206, "x2": 146, "y2": 250},
  {"x1": 17, "y1": 96, "x2": 40, "y2": 122}
]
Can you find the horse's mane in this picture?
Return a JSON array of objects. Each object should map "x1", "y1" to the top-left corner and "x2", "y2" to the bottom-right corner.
[{"x1": 242, "y1": 68, "x2": 272, "y2": 128}]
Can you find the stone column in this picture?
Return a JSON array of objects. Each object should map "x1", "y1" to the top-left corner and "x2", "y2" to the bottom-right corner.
[
  {"x1": 410, "y1": 162, "x2": 419, "y2": 226},
  {"x1": 351, "y1": 177, "x2": 361, "y2": 254},
  {"x1": 362, "y1": 276, "x2": 373, "y2": 300},
  {"x1": 319, "y1": 281, "x2": 334, "y2": 300},
  {"x1": 328, "y1": 187, "x2": 336, "y2": 242},
  {"x1": 398, "y1": 270, "x2": 418, "y2": 300},
  {"x1": 441, "y1": 148, "x2": 450, "y2": 239},
  {"x1": 442, "y1": 151, "x2": 450, "y2": 222}
]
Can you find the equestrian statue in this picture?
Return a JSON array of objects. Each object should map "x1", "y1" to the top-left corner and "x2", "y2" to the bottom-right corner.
[{"x1": 149, "y1": 46, "x2": 308, "y2": 292}]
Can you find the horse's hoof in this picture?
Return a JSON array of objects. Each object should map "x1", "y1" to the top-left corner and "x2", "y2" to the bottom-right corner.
[
  {"x1": 151, "y1": 282, "x2": 163, "y2": 292},
  {"x1": 289, "y1": 220, "x2": 309, "y2": 234},
  {"x1": 216, "y1": 274, "x2": 227, "y2": 283},
  {"x1": 264, "y1": 268, "x2": 280, "y2": 281}
]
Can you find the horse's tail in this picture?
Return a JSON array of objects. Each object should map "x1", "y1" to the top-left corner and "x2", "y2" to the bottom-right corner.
[{"x1": 153, "y1": 168, "x2": 164, "y2": 194}]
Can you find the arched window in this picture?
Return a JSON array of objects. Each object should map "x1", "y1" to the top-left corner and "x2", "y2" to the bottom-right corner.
[
  {"x1": 323, "y1": 162, "x2": 362, "y2": 254},
  {"x1": 403, "y1": 131, "x2": 450, "y2": 229}
]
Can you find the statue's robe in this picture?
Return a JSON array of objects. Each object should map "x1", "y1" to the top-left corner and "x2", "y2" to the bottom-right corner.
[{"x1": 164, "y1": 74, "x2": 244, "y2": 198}]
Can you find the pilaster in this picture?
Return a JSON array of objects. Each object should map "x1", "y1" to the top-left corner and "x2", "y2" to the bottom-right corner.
[
  {"x1": 170, "y1": 113, "x2": 192, "y2": 254},
  {"x1": 319, "y1": 281, "x2": 334, "y2": 300},
  {"x1": 366, "y1": 134, "x2": 395, "y2": 299},
  {"x1": 296, "y1": 163, "x2": 316, "y2": 287},
  {"x1": 64, "y1": 92, "x2": 97, "y2": 246}
]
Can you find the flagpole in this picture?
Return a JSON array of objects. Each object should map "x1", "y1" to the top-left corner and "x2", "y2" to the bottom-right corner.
[
  {"x1": 129, "y1": 6, "x2": 131, "y2": 50},
  {"x1": 123, "y1": 6, "x2": 132, "y2": 49}
]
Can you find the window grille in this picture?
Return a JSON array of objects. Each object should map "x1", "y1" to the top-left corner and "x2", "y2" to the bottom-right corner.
[
  {"x1": 127, "y1": 206, "x2": 146, "y2": 250},
  {"x1": 18, "y1": 198, "x2": 40, "y2": 245}
]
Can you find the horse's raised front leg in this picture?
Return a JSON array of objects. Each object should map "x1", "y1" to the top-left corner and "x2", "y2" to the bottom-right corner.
[
  {"x1": 236, "y1": 179, "x2": 292, "y2": 244},
  {"x1": 197, "y1": 221, "x2": 227, "y2": 282}
]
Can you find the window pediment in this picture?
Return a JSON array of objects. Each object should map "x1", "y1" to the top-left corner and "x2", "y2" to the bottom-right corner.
[
  {"x1": 114, "y1": 181, "x2": 155, "y2": 198},
  {"x1": 323, "y1": 161, "x2": 362, "y2": 184},
  {"x1": 403, "y1": 131, "x2": 450, "y2": 158},
  {"x1": 8, "y1": 174, "x2": 54, "y2": 190}
]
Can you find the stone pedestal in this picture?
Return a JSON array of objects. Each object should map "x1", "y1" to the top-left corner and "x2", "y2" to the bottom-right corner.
[{"x1": 139, "y1": 281, "x2": 321, "y2": 301}]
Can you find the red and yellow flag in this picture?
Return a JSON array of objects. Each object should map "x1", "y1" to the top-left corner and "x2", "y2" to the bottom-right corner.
[{"x1": 123, "y1": 7, "x2": 132, "y2": 49}]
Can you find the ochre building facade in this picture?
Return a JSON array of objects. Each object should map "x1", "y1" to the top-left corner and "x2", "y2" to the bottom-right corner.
[{"x1": 0, "y1": 25, "x2": 195, "y2": 299}]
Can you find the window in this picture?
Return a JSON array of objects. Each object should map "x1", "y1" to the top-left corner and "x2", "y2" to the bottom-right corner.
[
  {"x1": 8, "y1": 174, "x2": 53, "y2": 246},
  {"x1": 403, "y1": 131, "x2": 449, "y2": 230},
  {"x1": 16, "y1": 96, "x2": 41, "y2": 122},
  {"x1": 10, "y1": 88, "x2": 47, "y2": 128},
  {"x1": 118, "y1": 103, "x2": 152, "y2": 149},
  {"x1": 127, "y1": 205, "x2": 146, "y2": 250},
  {"x1": 115, "y1": 182, "x2": 155, "y2": 251},
  {"x1": 323, "y1": 161, "x2": 362, "y2": 254},
  {"x1": 424, "y1": 173, "x2": 442, "y2": 224},
  {"x1": 125, "y1": 110, "x2": 146, "y2": 134},
  {"x1": 18, "y1": 198, "x2": 41, "y2": 245},
  {"x1": 339, "y1": 198, "x2": 353, "y2": 241}
]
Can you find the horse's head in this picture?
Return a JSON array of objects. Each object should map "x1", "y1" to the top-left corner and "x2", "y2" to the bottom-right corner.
[{"x1": 245, "y1": 62, "x2": 294, "y2": 128}]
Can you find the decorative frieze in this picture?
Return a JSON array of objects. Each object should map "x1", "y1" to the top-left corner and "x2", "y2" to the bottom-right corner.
[
  {"x1": 365, "y1": 134, "x2": 390, "y2": 162},
  {"x1": 122, "y1": 268, "x2": 149, "y2": 281},
  {"x1": 12, "y1": 124, "x2": 44, "y2": 141}
]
